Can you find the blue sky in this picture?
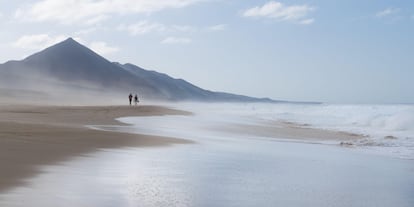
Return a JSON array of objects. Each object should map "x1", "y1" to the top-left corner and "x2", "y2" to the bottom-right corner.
[{"x1": 0, "y1": 0, "x2": 413, "y2": 103}]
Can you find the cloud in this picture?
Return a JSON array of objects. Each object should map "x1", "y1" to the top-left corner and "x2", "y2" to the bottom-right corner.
[
  {"x1": 118, "y1": 21, "x2": 196, "y2": 36},
  {"x1": 299, "y1": 18, "x2": 314, "y2": 25},
  {"x1": 12, "y1": 34, "x2": 119, "y2": 56},
  {"x1": 243, "y1": 1, "x2": 315, "y2": 24},
  {"x1": 12, "y1": 34, "x2": 66, "y2": 50},
  {"x1": 61, "y1": 37, "x2": 119, "y2": 56},
  {"x1": 376, "y1": 8, "x2": 400, "y2": 18},
  {"x1": 15, "y1": 0, "x2": 206, "y2": 25},
  {"x1": 74, "y1": 27, "x2": 98, "y2": 36},
  {"x1": 161, "y1": 37, "x2": 192, "y2": 44},
  {"x1": 208, "y1": 24, "x2": 227, "y2": 31},
  {"x1": 118, "y1": 21, "x2": 166, "y2": 35},
  {"x1": 171, "y1": 25, "x2": 197, "y2": 33},
  {"x1": 375, "y1": 7, "x2": 404, "y2": 23},
  {"x1": 89, "y1": 41, "x2": 119, "y2": 55}
]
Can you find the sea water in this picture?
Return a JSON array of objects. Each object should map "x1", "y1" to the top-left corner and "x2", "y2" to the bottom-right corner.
[
  {"x1": 1, "y1": 134, "x2": 413, "y2": 207},
  {"x1": 1, "y1": 103, "x2": 413, "y2": 207},
  {"x1": 154, "y1": 102, "x2": 414, "y2": 159}
]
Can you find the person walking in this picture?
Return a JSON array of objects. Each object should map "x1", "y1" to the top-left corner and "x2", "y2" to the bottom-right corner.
[
  {"x1": 134, "y1": 94, "x2": 139, "y2": 105},
  {"x1": 128, "y1": 93, "x2": 133, "y2": 105}
]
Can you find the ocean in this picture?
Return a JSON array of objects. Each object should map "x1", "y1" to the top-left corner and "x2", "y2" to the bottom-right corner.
[{"x1": 122, "y1": 102, "x2": 414, "y2": 159}]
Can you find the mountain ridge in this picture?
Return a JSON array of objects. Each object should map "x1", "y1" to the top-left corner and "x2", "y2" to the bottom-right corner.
[{"x1": 0, "y1": 38, "x2": 295, "y2": 103}]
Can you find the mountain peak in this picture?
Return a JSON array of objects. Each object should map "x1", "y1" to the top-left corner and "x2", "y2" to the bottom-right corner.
[
  {"x1": 23, "y1": 37, "x2": 102, "y2": 63},
  {"x1": 52, "y1": 37, "x2": 83, "y2": 49},
  {"x1": 63, "y1": 37, "x2": 77, "y2": 43}
]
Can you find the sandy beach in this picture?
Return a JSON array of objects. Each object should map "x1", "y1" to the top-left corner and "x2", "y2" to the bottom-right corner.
[
  {"x1": 0, "y1": 104, "x2": 364, "y2": 193},
  {"x1": 0, "y1": 103, "x2": 413, "y2": 207},
  {"x1": 0, "y1": 105, "x2": 192, "y2": 192}
]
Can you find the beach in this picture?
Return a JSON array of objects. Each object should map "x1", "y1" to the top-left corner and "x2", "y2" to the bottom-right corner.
[
  {"x1": 0, "y1": 103, "x2": 362, "y2": 192},
  {"x1": 0, "y1": 103, "x2": 413, "y2": 206},
  {"x1": 0, "y1": 105, "x2": 192, "y2": 192},
  {"x1": 1, "y1": 1, "x2": 413, "y2": 205}
]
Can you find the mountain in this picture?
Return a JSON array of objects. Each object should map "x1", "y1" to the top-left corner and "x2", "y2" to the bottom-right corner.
[{"x1": 0, "y1": 38, "x2": 280, "y2": 102}]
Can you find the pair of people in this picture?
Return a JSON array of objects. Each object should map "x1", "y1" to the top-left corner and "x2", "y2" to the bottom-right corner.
[{"x1": 128, "y1": 93, "x2": 139, "y2": 105}]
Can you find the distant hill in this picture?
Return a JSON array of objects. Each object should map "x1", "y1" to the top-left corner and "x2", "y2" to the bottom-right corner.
[{"x1": 0, "y1": 38, "x2": 282, "y2": 103}]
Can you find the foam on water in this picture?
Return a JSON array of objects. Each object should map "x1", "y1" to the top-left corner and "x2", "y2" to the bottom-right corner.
[{"x1": 141, "y1": 102, "x2": 414, "y2": 159}]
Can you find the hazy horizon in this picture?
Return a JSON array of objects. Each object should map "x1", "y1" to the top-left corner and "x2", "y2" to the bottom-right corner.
[{"x1": 0, "y1": 0, "x2": 413, "y2": 104}]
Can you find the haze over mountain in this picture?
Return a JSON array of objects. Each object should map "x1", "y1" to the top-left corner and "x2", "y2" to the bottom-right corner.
[{"x1": 0, "y1": 38, "x2": 279, "y2": 103}]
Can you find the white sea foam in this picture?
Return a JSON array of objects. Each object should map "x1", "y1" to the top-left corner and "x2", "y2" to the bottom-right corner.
[{"x1": 141, "y1": 102, "x2": 414, "y2": 159}]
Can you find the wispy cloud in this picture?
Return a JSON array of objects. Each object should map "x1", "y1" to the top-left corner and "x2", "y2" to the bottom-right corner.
[
  {"x1": 208, "y1": 24, "x2": 227, "y2": 31},
  {"x1": 376, "y1": 8, "x2": 400, "y2": 18},
  {"x1": 118, "y1": 21, "x2": 197, "y2": 36},
  {"x1": 73, "y1": 37, "x2": 120, "y2": 56},
  {"x1": 299, "y1": 18, "x2": 314, "y2": 25},
  {"x1": 14, "y1": 0, "x2": 206, "y2": 25},
  {"x1": 243, "y1": 1, "x2": 315, "y2": 25},
  {"x1": 171, "y1": 25, "x2": 197, "y2": 33},
  {"x1": 161, "y1": 37, "x2": 192, "y2": 44},
  {"x1": 118, "y1": 21, "x2": 167, "y2": 35},
  {"x1": 89, "y1": 41, "x2": 119, "y2": 55},
  {"x1": 375, "y1": 7, "x2": 404, "y2": 23},
  {"x1": 12, "y1": 34, "x2": 119, "y2": 56},
  {"x1": 12, "y1": 34, "x2": 66, "y2": 50},
  {"x1": 119, "y1": 21, "x2": 225, "y2": 44},
  {"x1": 74, "y1": 27, "x2": 99, "y2": 36}
]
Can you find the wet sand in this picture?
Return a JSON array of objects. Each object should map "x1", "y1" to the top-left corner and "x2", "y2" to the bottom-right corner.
[
  {"x1": 1, "y1": 103, "x2": 412, "y2": 207},
  {"x1": 0, "y1": 105, "x2": 192, "y2": 192},
  {"x1": 217, "y1": 120, "x2": 364, "y2": 142},
  {"x1": 0, "y1": 104, "x2": 363, "y2": 194}
]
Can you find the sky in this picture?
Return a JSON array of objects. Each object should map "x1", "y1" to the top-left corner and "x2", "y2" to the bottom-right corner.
[{"x1": 0, "y1": 0, "x2": 413, "y2": 104}]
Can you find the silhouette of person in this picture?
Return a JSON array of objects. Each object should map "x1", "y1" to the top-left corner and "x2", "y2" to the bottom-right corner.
[
  {"x1": 134, "y1": 94, "x2": 139, "y2": 105},
  {"x1": 128, "y1": 93, "x2": 133, "y2": 105}
]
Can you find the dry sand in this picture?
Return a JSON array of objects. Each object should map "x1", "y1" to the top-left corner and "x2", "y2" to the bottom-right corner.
[{"x1": 0, "y1": 105, "x2": 192, "y2": 192}]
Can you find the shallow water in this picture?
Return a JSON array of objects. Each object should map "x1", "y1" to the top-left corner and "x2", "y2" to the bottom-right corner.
[
  {"x1": 162, "y1": 102, "x2": 414, "y2": 159},
  {"x1": 1, "y1": 139, "x2": 413, "y2": 206},
  {"x1": 1, "y1": 114, "x2": 414, "y2": 207}
]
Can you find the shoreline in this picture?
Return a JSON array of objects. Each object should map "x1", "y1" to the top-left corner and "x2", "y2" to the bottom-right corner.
[
  {"x1": 1, "y1": 104, "x2": 412, "y2": 206},
  {"x1": 216, "y1": 120, "x2": 364, "y2": 143},
  {"x1": 0, "y1": 104, "x2": 365, "y2": 193},
  {"x1": 0, "y1": 105, "x2": 193, "y2": 192}
]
